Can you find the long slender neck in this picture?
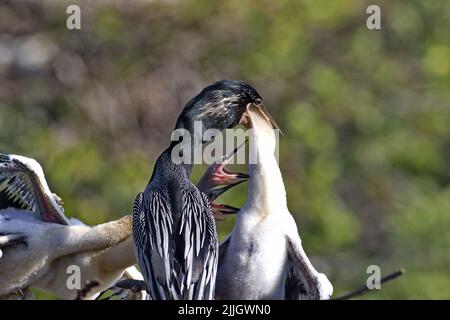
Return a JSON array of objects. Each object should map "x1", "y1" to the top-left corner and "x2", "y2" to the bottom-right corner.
[
  {"x1": 166, "y1": 124, "x2": 202, "y2": 177},
  {"x1": 72, "y1": 215, "x2": 136, "y2": 272},
  {"x1": 52, "y1": 215, "x2": 132, "y2": 258},
  {"x1": 97, "y1": 236, "x2": 136, "y2": 272},
  {"x1": 246, "y1": 111, "x2": 287, "y2": 212},
  {"x1": 170, "y1": 142, "x2": 194, "y2": 177},
  {"x1": 153, "y1": 145, "x2": 193, "y2": 182}
]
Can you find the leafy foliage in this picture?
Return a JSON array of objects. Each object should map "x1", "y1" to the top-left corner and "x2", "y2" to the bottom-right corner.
[{"x1": 0, "y1": 0, "x2": 449, "y2": 299}]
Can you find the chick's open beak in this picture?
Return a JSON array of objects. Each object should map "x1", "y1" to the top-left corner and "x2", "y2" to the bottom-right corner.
[
  {"x1": 210, "y1": 203, "x2": 240, "y2": 221},
  {"x1": 197, "y1": 141, "x2": 248, "y2": 220},
  {"x1": 200, "y1": 163, "x2": 248, "y2": 193},
  {"x1": 197, "y1": 141, "x2": 248, "y2": 200},
  {"x1": 203, "y1": 180, "x2": 245, "y2": 203}
]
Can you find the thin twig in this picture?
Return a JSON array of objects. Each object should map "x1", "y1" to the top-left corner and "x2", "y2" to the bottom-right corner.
[
  {"x1": 333, "y1": 269, "x2": 405, "y2": 300},
  {"x1": 75, "y1": 280, "x2": 100, "y2": 300}
]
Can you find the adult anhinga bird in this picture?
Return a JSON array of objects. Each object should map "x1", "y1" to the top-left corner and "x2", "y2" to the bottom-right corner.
[
  {"x1": 215, "y1": 105, "x2": 334, "y2": 300},
  {"x1": 132, "y1": 80, "x2": 265, "y2": 300}
]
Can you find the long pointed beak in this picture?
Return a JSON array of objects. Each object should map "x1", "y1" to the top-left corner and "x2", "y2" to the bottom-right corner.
[
  {"x1": 211, "y1": 167, "x2": 249, "y2": 188},
  {"x1": 211, "y1": 203, "x2": 240, "y2": 221},
  {"x1": 204, "y1": 179, "x2": 246, "y2": 202}
]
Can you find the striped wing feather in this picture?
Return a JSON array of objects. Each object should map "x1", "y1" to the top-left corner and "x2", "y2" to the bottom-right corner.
[{"x1": 132, "y1": 188, "x2": 218, "y2": 300}]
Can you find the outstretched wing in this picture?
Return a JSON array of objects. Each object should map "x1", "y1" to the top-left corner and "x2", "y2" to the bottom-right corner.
[
  {"x1": 0, "y1": 153, "x2": 69, "y2": 225},
  {"x1": 285, "y1": 234, "x2": 334, "y2": 300},
  {"x1": 132, "y1": 189, "x2": 218, "y2": 300}
]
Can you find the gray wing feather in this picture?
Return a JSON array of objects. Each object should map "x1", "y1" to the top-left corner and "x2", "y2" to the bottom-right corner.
[{"x1": 285, "y1": 236, "x2": 332, "y2": 300}]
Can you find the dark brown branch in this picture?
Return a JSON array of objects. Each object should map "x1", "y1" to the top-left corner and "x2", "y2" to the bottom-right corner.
[
  {"x1": 333, "y1": 269, "x2": 405, "y2": 300},
  {"x1": 115, "y1": 279, "x2": 148, "y2": 293},
  {"x1": 75, "y1": 280, "x2": 100, "y2": 300}
]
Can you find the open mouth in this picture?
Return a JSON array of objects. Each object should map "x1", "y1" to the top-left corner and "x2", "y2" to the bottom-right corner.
[{"x1": 197, "y1": 140, "x2": 249, "y2": 220}]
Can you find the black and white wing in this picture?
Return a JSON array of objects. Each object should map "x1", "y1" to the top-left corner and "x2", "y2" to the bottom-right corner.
[
  {"x1": 0, "y1": 153, "x2": 69, "y2": 225},
  {"x1": 179, "y1": 191, "x2": 218, "y2": 300},
  {"x1": 132, "y1": 188, "x2": 218, "y2": 300},
  {"x1": 284, "y1": 235, "x2": 333, "y2": 300},
  {"x1": 132, "y1": 190, "x2": 177, "y2": 299}
]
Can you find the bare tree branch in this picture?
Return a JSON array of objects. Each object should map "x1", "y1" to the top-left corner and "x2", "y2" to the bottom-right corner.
[{"x1": 333, "y1": 269, "x2": 405, "y2": 300}]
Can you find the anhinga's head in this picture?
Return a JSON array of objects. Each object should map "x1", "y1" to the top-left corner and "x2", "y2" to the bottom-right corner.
[
  {"x1": 174, "y1": 80, "x2": 264, "y2": 140},
  {"x1": 169, "y1": 80, "x2": 279, "y2": 175}
]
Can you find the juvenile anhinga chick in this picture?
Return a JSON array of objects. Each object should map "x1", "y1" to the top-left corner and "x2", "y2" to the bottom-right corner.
[
  {"x1": 0, "y1": 154, "x2": 141, "y2": 299},
  {"x1": 216, "y1": 105, "x2": 334, "y2": 300},
  {"x1": 132, "y1": 80, "x2": 265, "y2": 300}
]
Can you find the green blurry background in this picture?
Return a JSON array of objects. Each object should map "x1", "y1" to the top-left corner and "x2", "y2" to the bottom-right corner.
[{"x1": 0, "y1": 0, "x2": 449, "y2": 299}]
